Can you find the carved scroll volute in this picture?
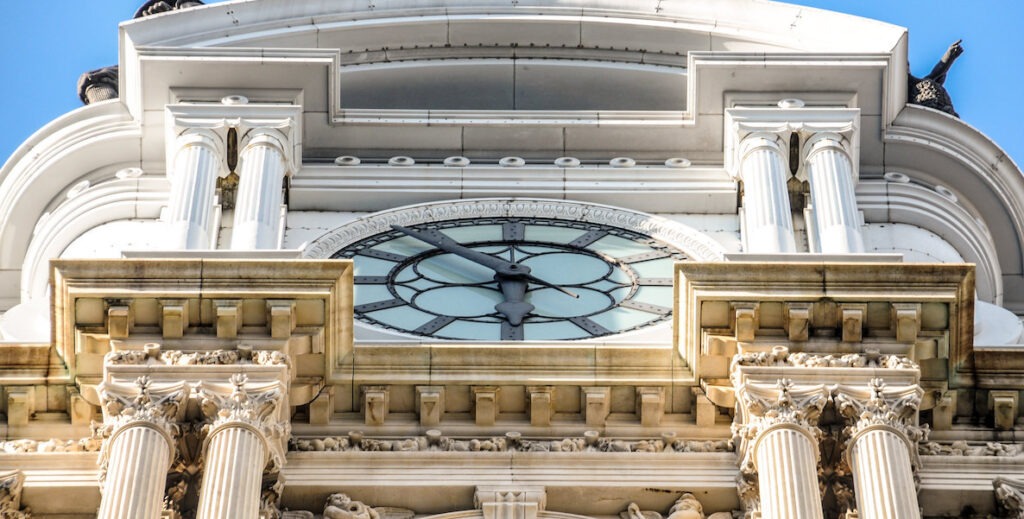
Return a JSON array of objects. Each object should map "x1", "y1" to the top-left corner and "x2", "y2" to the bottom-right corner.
[
  {"x1": 197, "y1": 373, "x2": 290, "y2": 471},
  {"x1": 96, "y1": 376, "x2": 190, "y2": 464}
]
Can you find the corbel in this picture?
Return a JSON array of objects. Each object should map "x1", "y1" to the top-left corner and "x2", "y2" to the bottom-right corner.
[
  {"x1": 159, "y1": 299, "x2": 188, "y2": 339},
  {"x1": 581, "y1": 386, "x2": 610, "y2": 426},
  {"x1": 839, "y1": 303, "x2": 866, "y2": 343},
  {"x1": 416, "y1": 386, "x2": 445, "y2": 427},
  {"x1": 784, "y1": 302, "x2": 812, "y2": 342},
  {"x1": 5, "y1": 387, "x2": 34, "y2": 427},
  {"x1": 892, "y1": 303, "x2": 922, "y2": 344},
  {"x1": 990, "y1": 390, "x2": 1019, "y2": 431},
  {"x1": 214, "y1": 299, "x2": 243, "y2": 339},
  {"x1": 732, "y1": 302, "x2": 760, "y2": 342},
  {"x1": 266, "y1": 299, "x2": 296, "y2": 339},
  {"x1": 308, "y1": 386, "x2": 333, "y2": 426},
  {"x1": 636, "y1": 387, "x2": 666, "y2": 427},
  {"x1": 473, "y1": 386, "x2": 500, "y2": 426},
  {"x1": 107, "y1": 302, "x2": 132, "y2": 339},
  {"x1": 527, "y1": 386, "x2": 555, "y2": 427},
  {"x1": 362, "y1": 386, "x2": 390, "y2": 426}
]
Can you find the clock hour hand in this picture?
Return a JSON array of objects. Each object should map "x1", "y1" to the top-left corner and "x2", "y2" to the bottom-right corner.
[
  {"x1": 494, "y1": 276, "x2": 532, "y2": 326},
  {"x1": 391, "y1": 225, "x2": 579, "y2": 298}
]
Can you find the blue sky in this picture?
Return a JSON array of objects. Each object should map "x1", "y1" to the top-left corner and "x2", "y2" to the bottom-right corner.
[{"x1": 1, "y1": 1, "x2": 1022, "y2": 167}]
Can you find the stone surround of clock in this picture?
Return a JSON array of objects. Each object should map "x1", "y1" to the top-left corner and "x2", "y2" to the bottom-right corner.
[{"x1": 305, "y1": 199, "x2": 726, "y2": 341}]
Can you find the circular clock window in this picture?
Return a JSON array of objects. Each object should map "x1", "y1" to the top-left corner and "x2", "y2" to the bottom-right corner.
[{"x1": 305, "y1": 199, "x2": 724, "y2": 341}]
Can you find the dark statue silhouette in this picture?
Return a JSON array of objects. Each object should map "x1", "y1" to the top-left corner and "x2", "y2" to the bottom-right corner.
[{"x1": 908, "y1": 40, "x2": 964, "y2": 117}]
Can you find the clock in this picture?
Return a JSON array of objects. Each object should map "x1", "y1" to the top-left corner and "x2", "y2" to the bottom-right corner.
[{"x1": 329, "y1": 216, "x2": 689, "y2": 341}]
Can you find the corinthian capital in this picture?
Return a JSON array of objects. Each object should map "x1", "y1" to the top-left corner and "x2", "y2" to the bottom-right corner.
[
  {"x1": 834, "y1": 378, "x2": 925, "y2": 440},
  {"x1": 96, "y1": 376, "x2": 189, "y2": 438},
  {"x1": 735, "y1": 378, "x2": 830, "y2": 441},
  {"x1": 197, "y1": 374, "x2": 290, "y2": 468},
  {"x1": 0, "y1": 470, "x2": 29, "y2": 518}
]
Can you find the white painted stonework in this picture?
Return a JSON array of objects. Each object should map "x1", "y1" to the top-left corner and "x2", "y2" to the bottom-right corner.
[{"x1": 0, "y1": 1, "x2": 1023, "y2": 518}]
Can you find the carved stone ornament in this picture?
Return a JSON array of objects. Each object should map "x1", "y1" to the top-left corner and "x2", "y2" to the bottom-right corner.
[
  {"x1": 732, "y1": 345, "x2": 918, "y2": 370},
  {"x1": 95, "y1": 376, "x2": 189, "y2": 462},
  {"x1": 291, "y1": 430, "x2": 733, "y2": 454},
  {"x1": 621, "y1": 503, "x2": 661, "y2": 519},
  {"x1": 134, "y1": 0, "x2": 204, "y2": 18},
  {"x1": 995, "y1": 477, "x2": 1024, "y2": 519},
  {"x1": 106, "y1": 347, "x2": 289, "y2": 367},
  {"x1": 919, "y1": 440, "x2": 1024, "y2": 457},
  {"x1": 733, "y1": 379, "x2": 829, "y2": 447},
  {"x1": 666, "y1": 493, "x2": 705, "y2": 519},
  {"x1": 197, "y1": 373, "x2": 290, "y2": 470},
  {"x1": 0, "y1": 470, "x2": 30, "y2": 518},
  {"x1": 324, "y1": 494, "x2": 381, "y2": 519},
  {"x1": 833, "y1": 379, "x2": 926, "y2": 445},
  {"x1": 907, "y1": 39, "x2": 964, "y2": 117},
  {"x1": 76, "y1": 65, "x2": 118, "y2": 105}
]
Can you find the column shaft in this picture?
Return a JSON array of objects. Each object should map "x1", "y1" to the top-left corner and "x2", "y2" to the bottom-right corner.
[
  {"x1": 804, "y1": 136, "x2": 864, "y2": 253},
  {"x1": 738, "y1": 135, "x2": 796, "y2": 253},
  {"x1": 754, "y1": 426, "x2": 824, "y2": 519},
  {"x1": 231, "y1": 134, "x2": 288, "y2": 249},
  {"x1": 168, "y1": 132, "x2": 222, "y2": 249},
  {"x1": 850, "y1": 429, "x2": 920, "y2": 519},
  {"x1": 197, "y1": 426, "x2": 267, "y2": 519},
  {"x1": 97, "y1": 425, "x2": 173, "y2": 519}
]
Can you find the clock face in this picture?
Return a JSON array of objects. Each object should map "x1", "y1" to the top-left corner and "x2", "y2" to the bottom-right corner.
[{"x1": 331, "y1": 217, "x2": 687, "y2": 341}]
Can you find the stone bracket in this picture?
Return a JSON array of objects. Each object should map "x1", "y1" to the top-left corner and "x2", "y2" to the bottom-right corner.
[
  {"x1": 733, "y1": 303, "x2": 760, "y2": 342},
  {"x1": 990, "y1": 390, "x2": 1019, "y2": 431},
  {"x1": 308, "y1": 386, "x2": 332, "y2": 426},
  {"x1": 839, "y1": 303, "x2": 866, "y2": 343},
  {"x1": 266, "y1": 300, "x2": 296, "y2": 339},
  {"x1": 215, "y1": 299, "x2": 243, "y2": 339},
  {"x1": 107, "y1": 303, "x2": 132, "y2": 339},
  {"x1": 892, "y1": 303, "x2": 922, "y2": 344},
  {"x1": 473, "y1": 386, "x2": 500, "y2": 426},
  {"x1": 636, "y1": 386, "x2": 666, "y2": 427},
  {"x1": 362, "y1": 386, "x2": 389, "y2": 426},
  {"x1": 527, "y1": 386, "x2": 555, "y2": 427},
  {"x1": 784, "y1": 302, "x2": 811, "y2": 342},
  {"x1": 160, "y1": 299, "x2": 189, "y2": 339},
  {"x1": 581, "y1": 386, "x2": 610, "y2": 427},
  {"x1": 5, "y1": 387, "x2": 35, "y2": 427},
  {"x1": 416, "y1": 386, "x2": 445, "y2": 427}
]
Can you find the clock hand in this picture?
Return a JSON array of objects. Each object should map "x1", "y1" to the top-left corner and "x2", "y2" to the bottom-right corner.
[
  {"x1": 494, "y1": 276, "x2": 532, "y2": 326},
  {"x1": 391, "y1": 225, "x2": 579, "y2": 298}
]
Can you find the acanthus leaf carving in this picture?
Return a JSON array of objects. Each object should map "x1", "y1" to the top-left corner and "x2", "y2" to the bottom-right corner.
[
  {"x1": 995, "y1": 477, "x2": 1024, "y2": 519},
  {"x1": 0, "y1": 470, "x2": 30, "y2": 518},
  {"x1": 95, "y1": 376, "x2": 189, "y2": 454},
  {"x1": 834, "y1": 378, "x2": 926, "y2": 443},
  {"x1": 197, "y1": 373, "x2": 290, "y2": 471}
]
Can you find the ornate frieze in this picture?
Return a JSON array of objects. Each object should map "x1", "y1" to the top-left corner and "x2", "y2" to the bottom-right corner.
[
  {"x1": 106, "y1": 347, "x2": 289, "y2": 367},
  {"x1": 732, "y1": 347, "x2": 919, "y2": 370},
  {"x1": 291, "y1": 431, "x2": 733, "y2": 454}
]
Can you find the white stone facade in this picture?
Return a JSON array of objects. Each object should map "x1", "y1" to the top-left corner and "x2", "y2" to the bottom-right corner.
[{"x1": 0, "y1": 1, "x2": 1023, "y2": 518}]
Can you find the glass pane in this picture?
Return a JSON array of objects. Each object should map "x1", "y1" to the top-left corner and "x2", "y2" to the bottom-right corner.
[
  {"x1": 632, "y1": 286, "x2": 674, "y2": 308},
  {"x1": 415, "y1": 286, "x2": 503, "y2": 317},
  {"x1": 443, "y1": 225, "x2": 502, "y2": 243},
  {"x1": 353, "y1": 256, "x2": 399, "y2": 276},
  {"x1": 366, "y1": 305, "x2": 435, "y2": 330},
  {"x1": 374, "y1": 236, "x2": 433, "y2": 256},
  {"x1": 530, "y1": 287, "x2": 611, "y2": 318},
  {"x1": 525, "y1": 225, "x2": 585, "y2": 244},
  {"x1": 629, "y1": 257, "x2": 676, "y2": 278},
  {"x1": 590, "y1": 306, "x2": 660, "y2": 332},
  {"x1": 524, "y1": 320, "x2": 588, "y2": 340},
  {"x1": 354, "y1": 285, "x2": 395, "y2": 306},
  {"x1": 437, "y1": 320, "x2": 501, "y2": 340},
  {"x1": 588, "y1": 235, "x2": 655, "y2": 258},
  {"x1": 522, "y1": 253, "x2": 610, "y2": 285},
  {"x1": 417, "y1": 253, "x2": 496, "y2": 284}
]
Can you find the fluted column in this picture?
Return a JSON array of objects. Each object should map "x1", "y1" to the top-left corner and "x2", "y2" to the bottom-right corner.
[
  {"x1": 735, "y1": 379, "x2": 828, "y2": 519},
  {"x1": 96, "y1": 377, "x2": 189, "y2": 519},
  {"x1": 836, "y1": 379, "x2": 925, "y2": 519},
  {"x1": 803, "y1": 133, "x2": 864, "y2": 253},
  {"x1": 737, "y1": 133, "x2": 797, "y2": 253},
  {"x1": 167, "y1": 129, "x2": 225, "y2": 249},
  {"x1": 231, "y1": 129, "x2": 291, "y2": 250},
  {"x1": 196, "y1": 374, "x2": 289, "y2": 519}
]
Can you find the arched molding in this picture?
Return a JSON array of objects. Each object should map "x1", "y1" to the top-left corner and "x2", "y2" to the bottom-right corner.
[
  {"x1": 0, "y1": 102, "x2": 142, "y2": 271},
  {"x1": 302, "y1": 198, "x2": 728, "y2": 262},
  {"x1": 20, "y1": 177, "x2": 168, "y2": 301},
  {"x1": 857, "y1": 179, "x2": 1001, "y2": 304}
]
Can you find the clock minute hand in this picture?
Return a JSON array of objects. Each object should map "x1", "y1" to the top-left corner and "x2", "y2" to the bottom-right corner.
[{"x1": 390, "y1": 224, "x2": 578, "y2": 298}]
